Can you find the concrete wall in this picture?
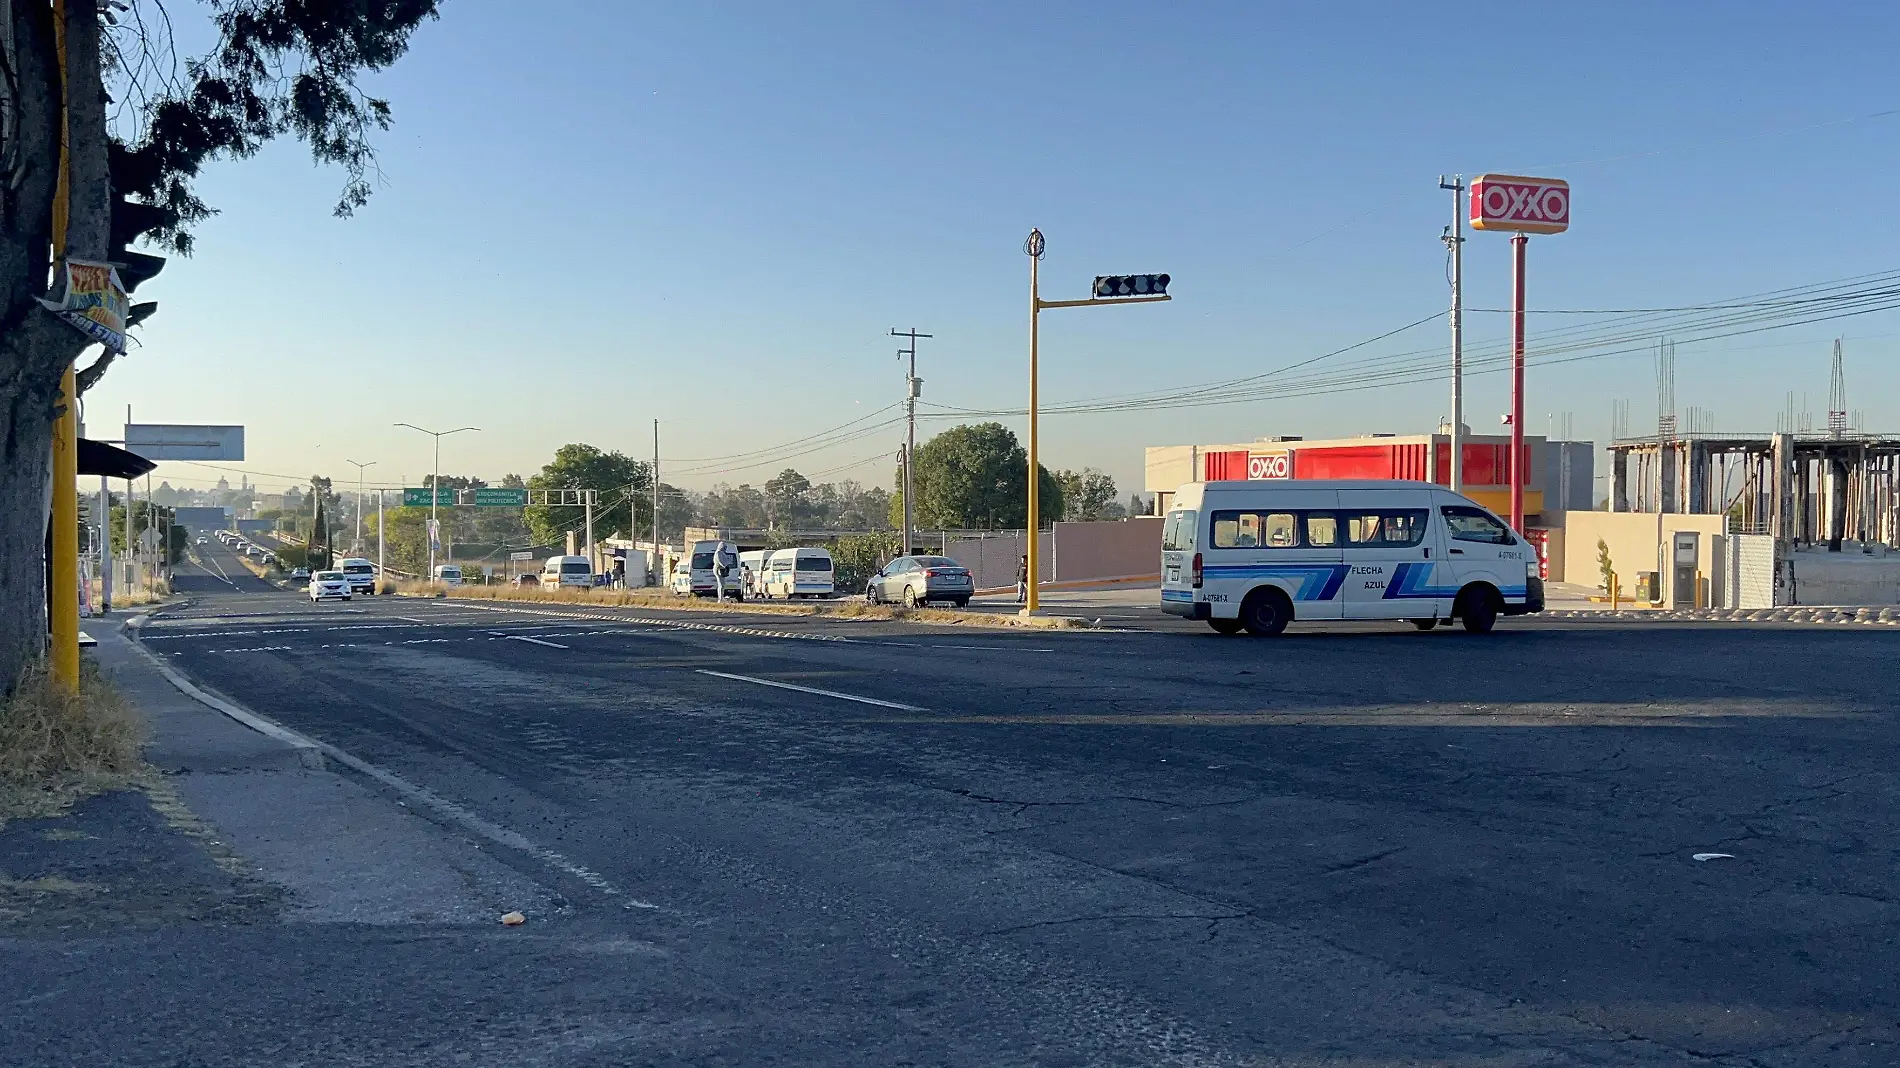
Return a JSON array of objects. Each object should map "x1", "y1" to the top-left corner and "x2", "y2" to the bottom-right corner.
[
  {"x1": 944, "y1": 517, "x2": 1164, "y2": 590},
  {"x1": 1562, "y1": 511, "x2": 1726, "y2": 597},
  {"x1": 1787, "y1": 546, "x2": 1900, "y2": 605}
]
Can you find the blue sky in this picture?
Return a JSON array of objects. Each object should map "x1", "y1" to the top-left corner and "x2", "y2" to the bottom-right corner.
[{"x1": 90, "y1": 1, "x2": 1900, "y2": 500}]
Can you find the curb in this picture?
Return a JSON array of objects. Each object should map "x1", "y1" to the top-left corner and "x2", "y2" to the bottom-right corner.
[
  {"x1": 1539, "y1": 606, "x2": 1900, "y2": 625},
  {"x1": 123, "y1": 615, "x2": 326, "y2": 770}
]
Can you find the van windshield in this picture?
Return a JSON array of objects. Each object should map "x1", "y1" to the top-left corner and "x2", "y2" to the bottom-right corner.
[
  {"x1": 340, "y1": 563, "x2": 373, "y2": 574},
  {"x1": 1162, "y1": 510, "x2": 1197, "y2": 551}
]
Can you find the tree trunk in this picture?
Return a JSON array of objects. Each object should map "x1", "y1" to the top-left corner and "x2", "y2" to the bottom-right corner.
[{"x1": 0, "y1": 2, "x2": 109, "y2": 696}]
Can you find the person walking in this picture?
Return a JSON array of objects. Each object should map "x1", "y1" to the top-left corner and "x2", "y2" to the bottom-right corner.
[{"x1": 1016, "y1": 553, "x2": 1029, "y2": 605}]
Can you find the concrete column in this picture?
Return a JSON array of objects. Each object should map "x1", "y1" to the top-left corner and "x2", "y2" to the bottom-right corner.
[
  {"x1": 1659, "y1": 443, "x2": 1679, "y2": 514},
  {"x1": 1611, "y1": 449, "x2": 1629, "y2": 512},
  {"x1": 1770, "y1": 434, "x2": 1794, "y2": 544},
  {"x1": 1828, "y1": 456, "x2": 1848, "y2": 552},
  {"x1": 1686, "y1": 439, "x2": 1708, "y2": 514}
]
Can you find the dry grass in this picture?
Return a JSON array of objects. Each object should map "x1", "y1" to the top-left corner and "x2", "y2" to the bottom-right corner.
[
  {"x1": 0, "y1": 661, "x2": 146, "y2": 825},
  {"x1": 394, "y1": 582, "x2": 1083, "y2": 630}
]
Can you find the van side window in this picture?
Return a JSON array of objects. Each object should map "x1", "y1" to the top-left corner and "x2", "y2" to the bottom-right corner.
[
  {"x1": 1343, "y1": 509, "x2": 1430, "y2": 547},
  {"x1": 1441, "y1": 505, "x2": 1514, "y2": 544},
  {"x1": 1209, "y1": 511, "x2": 1298, "y2": 548},
  {"x1": 1304, "y1": 512, "x2": 1339, "y2": 548}
]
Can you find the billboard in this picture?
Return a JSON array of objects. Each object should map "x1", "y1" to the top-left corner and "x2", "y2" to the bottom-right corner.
[
  {"x1": 124, "y1": 424, "x2": 245, "y2": 461},
  {"x1": 1247, "y1": 451, "x2": 1293, "y2": 480},
  {"x1": 1469, "y1": 174, "x2": 1569, "y2": 234}
]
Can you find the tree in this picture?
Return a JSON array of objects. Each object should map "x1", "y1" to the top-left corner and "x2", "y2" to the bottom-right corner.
[
  {"x1": 1, "y1": 2, "x2": 440, "y2": 695},
  {"x1": 903, "y1": 423, "x2": 1062, "y2": 530},
  {"x1": 524, "y1": 444, "x2": 650, "y2": 548},
  {"x1": 763, "y1": 468, "x2": 815, "y2": 529},
  {"x1": 1052, "y1": 468, "x2": 1118, "y2": 522}
]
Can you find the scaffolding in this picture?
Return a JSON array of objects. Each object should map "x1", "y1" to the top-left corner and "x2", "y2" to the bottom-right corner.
[{"x1": 1608, "y1": 431, "x2": 1900, "y2": 550}]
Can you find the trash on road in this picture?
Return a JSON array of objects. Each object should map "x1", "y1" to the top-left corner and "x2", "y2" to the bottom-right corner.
[
  {"x1": 501, "y1": 910, "x2": 527, "y2": 925},
  {"x1": 1691, "y1": 853, "x2": 1735, "y2": 862}
]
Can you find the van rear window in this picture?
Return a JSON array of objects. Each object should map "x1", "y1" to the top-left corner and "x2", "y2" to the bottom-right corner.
[
  {"x1": 1161, "y1": 510, "x2": 1197, "y2": 551},
  {"x1": 795, "y1": 557, "x2": 832, "y2": 572},
  {"x1": 691, "y1": 552, "x2": 713, "y2": 569},
  {"x1": 561, "y1": 562, "x2": 590, "y2": 574}
]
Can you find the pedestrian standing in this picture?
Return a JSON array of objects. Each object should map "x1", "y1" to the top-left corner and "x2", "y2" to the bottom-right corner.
[{"x1": 1016, "y1": 554, "x2": 1029, "y2": 604}]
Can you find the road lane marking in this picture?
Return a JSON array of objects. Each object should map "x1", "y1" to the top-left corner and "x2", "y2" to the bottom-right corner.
[
  {"x1": 874, "y1": 641, "x2": 1054, "y2": 652},
  {"x1": 507, "y1": 634, "x2": 569, "y2": 649},
  {"x1": 695, "y1": 669, "x2": 926, "y2": 711}
]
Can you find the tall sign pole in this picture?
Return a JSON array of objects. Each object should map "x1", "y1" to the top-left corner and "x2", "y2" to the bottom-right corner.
[
  {"x1": 1438, "y1": 175, "x2": 1465, "y2": 492},
  {"x1": 1510, "y1": 233, "x2": 1528, "y2": 531},
  {"x1": 1469, "y1": 174, "x2": 1569, "y2": 532}
]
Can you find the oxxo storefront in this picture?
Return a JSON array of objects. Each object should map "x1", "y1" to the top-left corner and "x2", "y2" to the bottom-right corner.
[{"x1": 1144, "y1": 432, "x2": 1595, "y2": 580}]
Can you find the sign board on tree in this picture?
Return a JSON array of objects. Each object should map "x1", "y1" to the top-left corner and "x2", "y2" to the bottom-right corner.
[
  {"x1": 39, "y1": 259, "x2": 129, "y2": 352},
  {"x1": 472, "y1": 488, "x2": 528, "y2": 507},
  {"x1": 1247, "y1": 451, "x2": 1293, "y2": 480},
  {"x1": 124, "y1": 424, "x2": 245, "y2": 461},
  {"x1": 1469, "y1": 174, "x2": 1570, "y2": 234},
  {"x1": 403, "y1": 487, "x2": 455, "y2": 507}
]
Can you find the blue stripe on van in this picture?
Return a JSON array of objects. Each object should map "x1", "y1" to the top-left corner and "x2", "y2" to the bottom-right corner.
[
  {"x1": 1381, "y1": 562, "x2": 1460, "y2": 599},
  {"x1": 1202, "y1": 564, "x2": 1348, "y2": 601},
  {"x1": 1161, "y1": 589, "x2": 1194, "y2": 603}
]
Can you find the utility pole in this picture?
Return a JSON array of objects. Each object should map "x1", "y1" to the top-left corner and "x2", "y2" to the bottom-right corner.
[
  {"x1": 345, "y1": 459, "x2": 376, "y2": 553},
  {"x1": 891, "y1": 328, "x2": 932, "y2": 556},
  {"x1": 653, "y1": 420, "x2": 662, "y2": 585},
  {"x1": 376, "y1": 488, "x2": 385, "y2": 590},
  {"x1": 1439, "y1": 174, "x2": 1465, "y2": 493}
]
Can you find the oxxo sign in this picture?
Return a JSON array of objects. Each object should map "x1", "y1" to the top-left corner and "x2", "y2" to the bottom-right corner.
[
  {"x1": 1469, "y1": 174, "x2": 1569, "y2": 234},
  {"x1": 1247, "y1": 452, "x2": 1292, "y2": 480}
]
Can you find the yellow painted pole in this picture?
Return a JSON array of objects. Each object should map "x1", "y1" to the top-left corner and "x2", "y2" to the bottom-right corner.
[
  {"x1": 1024, "y1": 233, "x2": 1041, "y2": 614},
  {"x1": 49, "y1": 0, "x2": 81, "y2": 690}
]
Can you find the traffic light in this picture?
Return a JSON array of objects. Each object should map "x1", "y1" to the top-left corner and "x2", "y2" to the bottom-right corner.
[
  {"x1": 1092, "y1": 273, "x2": 1171, "y2": 298},
  {"x1": 106, "y1": 142, "x2": 177, "y2": 299}
]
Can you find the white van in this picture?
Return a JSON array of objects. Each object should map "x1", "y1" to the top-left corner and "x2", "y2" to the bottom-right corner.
[
  {"x1": 1160, "y1": 479, "x2": 1541, "y2": 636},
  {"x1": 540, "y1": 555, "x2": 594, "y2": 589},
  {"x1": 762, "y1": 547, "x2": 834, "y2": 599},
  {"x1": 678, "y1": 539, "x2": 743, "y2": 598},
  {"x1": 432, "y1": 563, "x2": 464, "y2": 586},
  {"x1": 737, "y1": 550, "x2": 771, "y2": 598},
  {"x1": 335, "y1": 557, "x2": 377, "y2": 596}
]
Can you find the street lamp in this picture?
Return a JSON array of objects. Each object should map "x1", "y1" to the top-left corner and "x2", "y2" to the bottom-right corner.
[
  {"x1": 394, "y1": 423, "x2": 479, "y2": 579},
  {"x1": 343, "y1": 459, "x2": 376, "y2": 554},
  {"x1": 1023, "y1": 229, "x2": 1171, "y2": 614}
]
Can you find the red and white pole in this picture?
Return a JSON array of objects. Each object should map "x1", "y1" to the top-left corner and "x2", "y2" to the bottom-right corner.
[{"x1": 1509, "y1": 233, "x2": 1528, "y2": 533}]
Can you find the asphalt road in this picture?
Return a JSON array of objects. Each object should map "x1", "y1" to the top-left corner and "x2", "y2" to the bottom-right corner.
[{"x1": 11, "y1": 545, "x2": 1900, "y2": 1066}]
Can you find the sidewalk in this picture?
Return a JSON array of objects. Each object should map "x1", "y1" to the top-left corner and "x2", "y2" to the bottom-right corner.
[{"x1": 28, "y1": 620, "x2": 557, "y2": 925}]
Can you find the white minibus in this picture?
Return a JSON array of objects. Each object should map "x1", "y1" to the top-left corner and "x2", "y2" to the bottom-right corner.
[
  {"x1": 540, "y1": 555, "x2": 594, "y2": 589},
  {"x1": 679, "y1": 540, "x2": 744, "y2": 598},
  {"x1": 762, "y1": 547, "x2": 834, "y2": 599},
  {"x1": 1160, "y1": 479, "x2": 1541, "y2": 636},
  {"x1": 737, "y1": 550, "x2": 771, "y2": 598}
]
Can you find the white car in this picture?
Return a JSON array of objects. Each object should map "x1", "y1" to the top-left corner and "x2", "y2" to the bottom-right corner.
[{"x1": 308, "y1": 570, "x2": 353, "y2": 602}]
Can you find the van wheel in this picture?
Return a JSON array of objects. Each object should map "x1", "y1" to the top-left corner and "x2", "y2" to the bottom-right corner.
[
  {"x1": 1408, "y1": 619, "x2": 1437, "y2": 631},
  {"x1": 1209, "y1": 617, "x2": 1244, "y2": 636},
  {"x1": 1456, "y1": 586, "x2": 1500, "y2": 633},
  {"x1": 1239, "y1": 588, "x2": 1292, "y2": 636}
]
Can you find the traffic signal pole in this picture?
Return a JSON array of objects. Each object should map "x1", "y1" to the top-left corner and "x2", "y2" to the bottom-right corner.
[
  {"x1": 1022, "y1": 230, "x2": 1170, "y2": 614},
  {"x1": 48, "y1": 0, "x2": 80, "y2": 689}
]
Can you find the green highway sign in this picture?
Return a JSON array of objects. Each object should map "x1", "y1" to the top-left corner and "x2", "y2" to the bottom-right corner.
[
  {"x1": 403, "y1": 487, "x2": 454, "y2": 507},
  {"x1": 472, "y1": 487, "x2": 528, "y2": 507}
]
